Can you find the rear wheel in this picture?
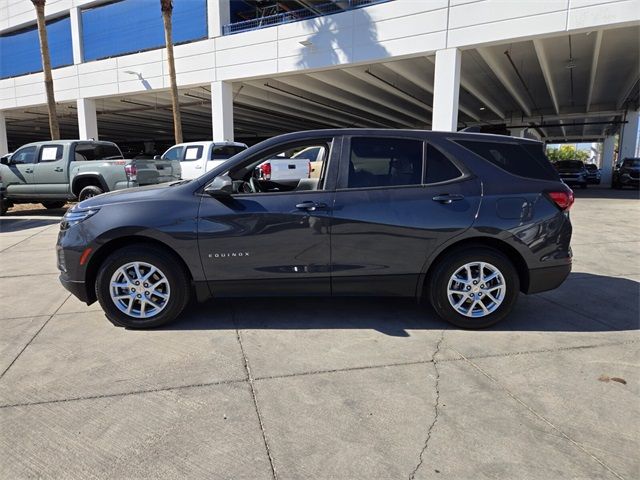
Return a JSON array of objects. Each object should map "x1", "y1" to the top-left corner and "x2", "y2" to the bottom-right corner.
[
  {"x1": 42, "y1": 201, "x2": 66, "y2": 209},
  {"x1": 95, "y1": 244, "x2": 190, "y2": 328},
  {"x1": 428, "y1": 247, "x2": 520, "y2": 329},
  {"x1": 0, "y1": 197, "x2": 8, "y2": 216},
  {"x1": 78, "y1": 185, "x2": 103, "y2": 202}
]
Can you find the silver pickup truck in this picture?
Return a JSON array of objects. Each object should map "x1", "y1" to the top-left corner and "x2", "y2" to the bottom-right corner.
[{"x1": 0, "y1": 140, "x2": 180, "y2": 215}]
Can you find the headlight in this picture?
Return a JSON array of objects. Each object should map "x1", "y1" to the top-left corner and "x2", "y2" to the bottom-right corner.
[{"x1": 60, "y1": 208, "x2": 100, "y2": 230}]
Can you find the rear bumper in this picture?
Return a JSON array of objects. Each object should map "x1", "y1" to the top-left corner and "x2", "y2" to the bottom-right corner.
[{"x1": 525, "y1": 263, "x2": 572, "y2": 294}]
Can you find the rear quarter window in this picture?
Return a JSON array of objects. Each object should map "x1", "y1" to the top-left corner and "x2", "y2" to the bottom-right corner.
[
  {"x1": 455, "y1": 139, "x2": 557, "y2": 181},
  {"x1": 211, "y1": 145, "x2": 246, "y2": 160}
]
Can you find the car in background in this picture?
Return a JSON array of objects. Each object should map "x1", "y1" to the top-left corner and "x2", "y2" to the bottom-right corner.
[
  {"x1": 0, "y1": 140, "x2": 181, "y2": 215},
  {"x1": 554, "y1": 160, "x2": 588, "y2": 189},
  {"x1": 160, "y1": 141, "x2": 247, "y2": 180},
  {"x1": 57, "y1": 129, "x2": 572, "y2": 331},
  {"x1": 612, "y1": 157, "x2": 640, "y2": 189},
  {"x1": 585, "y1": 163, "x2": 601, "y2": 184},
  {"x1": 291, "y1": 145, "x2": 326, "y2": 178}
]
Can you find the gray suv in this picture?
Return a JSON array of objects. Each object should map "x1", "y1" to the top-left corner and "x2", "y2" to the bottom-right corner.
[
  {"x1": 57, "y1": 129, "x2": 573, "y2": 330},
  {"x1": 0, "y1": 140, "x2": 181, "y2": 215}
]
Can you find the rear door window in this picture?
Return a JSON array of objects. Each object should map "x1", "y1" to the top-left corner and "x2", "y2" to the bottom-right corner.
[
  {"x1": 425, "y1": 144, "x2": 462, "y2": 183},
  {"x1": 211, "y1": 145, "x2": 245, "y2": 160},
  {"x1": 183, "y1": 146, "x2": 203, "y2": 161},
  {"x1": 346, "y1": 137, "x2": 423, "y2": 188},
  {"x1": 39, "y1": 145, "x2": 64, "y2": 162},
  {"x1": 455, "y1": 140, "x2": 557, "y2": 180}
]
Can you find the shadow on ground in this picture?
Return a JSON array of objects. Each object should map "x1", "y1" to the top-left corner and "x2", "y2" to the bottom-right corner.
[
  {"x1": 159, "y1": 273, "x2": 639, "y2": 336},
  {"x1": 0, "y1": 218, "x2": 61, "y2": 232}
]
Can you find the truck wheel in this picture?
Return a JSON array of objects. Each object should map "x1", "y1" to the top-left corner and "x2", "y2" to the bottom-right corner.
[
  {"x1": 95, "y1": 244, "x2": 190, "y2": 329},
  {"x1": 42, "y1": 201, "x2": 66, "y2": 209},
  {"x1": 78, "y1": 185, "x2": 103, "y2": 201},
  {"x1": 428, "y1": 247, "x2": 519, "y2": 329}
]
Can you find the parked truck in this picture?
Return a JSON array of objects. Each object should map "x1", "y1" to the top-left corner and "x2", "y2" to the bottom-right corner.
[{"x1": 0, "y1": 140, "x2": 181, "y2": 215}]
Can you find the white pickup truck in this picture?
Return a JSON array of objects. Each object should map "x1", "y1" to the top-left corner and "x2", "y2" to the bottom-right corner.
[
  {"x1": 253, "y1": 145, "x2": 326, "y2": 183},
  {"x1": 160, "y1": 141, "x2": 247, "y2": 180}
]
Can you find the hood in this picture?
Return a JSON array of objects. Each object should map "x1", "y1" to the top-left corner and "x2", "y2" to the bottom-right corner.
[{"x1": 76, "y1": 181, "x2": 185, "y2": 209}]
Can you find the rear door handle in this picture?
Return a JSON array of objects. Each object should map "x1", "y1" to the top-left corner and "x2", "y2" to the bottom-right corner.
[
  {"x1": 54, "y1": 167, "x2": 64, "y2": 172},
  {"x1": 25, "y1": 168, "x2": 34, "y2": 173},
  {"x1": 296, "y1": 201, "x2": 328, "y2": 212},
  {"x1": 432, "y1": 194, "x2": 464, "y2": 204}
]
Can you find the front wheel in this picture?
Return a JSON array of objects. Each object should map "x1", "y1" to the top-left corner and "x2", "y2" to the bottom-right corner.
[
  {"x1": 428, "y1": 247, "x2": 520, "y2": 329},
  {"x1": 42, "y1": 201, "x2": 66, "y2": 209},
  {"x1": 95, "y1": 244, "x2": 191, "y2": 328}
]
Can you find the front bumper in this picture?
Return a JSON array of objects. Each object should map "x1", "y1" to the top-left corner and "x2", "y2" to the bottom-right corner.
[
  {"x1": 59, "y1": 273, "x2": 91, "y2": 303},
  {"x1": 525, "y1": 263, "x2": 572, "y2": 294}
]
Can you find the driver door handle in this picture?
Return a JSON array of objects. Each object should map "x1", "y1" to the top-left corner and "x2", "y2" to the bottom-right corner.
[
  {"x1": 54, "y1": 167, "x2": 64, "y2": 172},
  {"x1": 432, "y1": 193, "x2": 464, "y2": 204},
  {"x1": 296, "y1": 201, "x2": 328, "y2": 212},
  {"x1": 25, "y1": 168, "x2": 34, "y2": 173}
]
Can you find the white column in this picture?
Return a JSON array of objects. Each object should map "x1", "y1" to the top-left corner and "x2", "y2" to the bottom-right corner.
[
  {"x1": 619, "y1": 109, "x2": 640, "y2": 160},
  {"x1": 208, "y1": 0, "x2": 230, "y2": 38},
  {"x1": 211, "y1": 81, "x2": 234, "y2": 142},
  {"x1": 0, "y1": 111, "x2": 8, "y2": 155},
  {"x1": 70, "y1": 7, "x2": 84, "y2": 64},
  {"x1": 432, "y1": 48, "x2": 461, "y2": 132},
  {"x1": 77, "y1": 98, "x2": 98, "y2": 140},
  {"x1": 601, "y1": 135, "x2": 616, "y2": 186}
]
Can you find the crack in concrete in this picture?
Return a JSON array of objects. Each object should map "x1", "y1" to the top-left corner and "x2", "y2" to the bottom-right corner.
[
  {"x1": 1, "y1": 339, "x2": 635, "y2": 410},
  {"x1": 451, "y1": 347, "x2": 625, "y2": 480},
  {"x1": 233, "y1": 309, "x2": 278, "y2": 480},
  {"x1": 409, "y1": 330, "x2": 445, "y2": 480}
]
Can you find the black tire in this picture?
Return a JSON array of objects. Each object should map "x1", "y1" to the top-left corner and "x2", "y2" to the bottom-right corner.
[
  {"x1": 42, "y1": 201, "x2": 66, "y2": 209},
  {"x1": 95, "y1": 244, "x2": 191, "y2": 328},
  {"x1": 428, "y1": 247, "x2": 520, "y2": 329},
  {"x1": 78, "y1": 185, "x2": 103, "y2": 202},
  {"x1": 0, "y1": 198, "x2": 8, "y2": 216}
]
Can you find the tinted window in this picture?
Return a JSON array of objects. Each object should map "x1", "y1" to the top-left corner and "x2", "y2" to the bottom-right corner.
[
  {"x1": 182, "y1": 146, "x2": 203, "y2": 162},
  {"x1": 348, "y1": 138, "x2": 423, "y2": 188},
  {"x1": 457, "y1": 140, "x2": 557, "y2": 181},
  {"x1": 163, "y1": 146, "x2": 184, "y2": 161},
  {"x1": 623, "y1": 158, "x2": 640, "y2": 167},
  {"x1": 11, "y1": 146, "x2": 37, "y2": 164},
  {"x1": 211, "y1": 145, "x2": 245, "y2": 160},
  {"x1": 425, "y1": 144, "x2": 462, "y2": 183},
  {"x1": 556, "y1": 160, "x2": 585, "y2": 169},
  {"x1": 39, "y1": 145, "x2": 64, "y2": 162},
  {"x1": 74, "y1": 143, "x2": 123, "y2": 161},
  {"x1": 585, "y1": 164, "x2": 598, "y2": 171}
]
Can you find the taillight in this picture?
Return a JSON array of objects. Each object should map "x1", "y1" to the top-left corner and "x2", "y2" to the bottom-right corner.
[
  {"x1": 259, "y1": 162, "x2": 271, "y2": 180},
  {"x1": 547, "y1": 190, "x2": 574, "y2": 210},
  {"x1": 125, "y1": 164, "x2": 137, "y2": 181}
]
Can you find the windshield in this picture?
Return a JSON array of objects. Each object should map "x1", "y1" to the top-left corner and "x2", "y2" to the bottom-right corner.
[{"x1": 623, "y1": 158, "x2": 640, "y2": 167}]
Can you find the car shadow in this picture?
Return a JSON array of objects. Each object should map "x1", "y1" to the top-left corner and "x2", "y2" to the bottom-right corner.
[
  {"x1": 0, "y1": 218, "x2": 61, "y2": 233},
  {"x1": 160, "y1": 272, "x2": 639, "y2": 336}
]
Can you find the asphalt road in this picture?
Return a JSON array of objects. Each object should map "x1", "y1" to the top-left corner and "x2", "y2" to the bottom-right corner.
[{"x1": 0, "y1": 187, "x2": 638, "y2": 479}]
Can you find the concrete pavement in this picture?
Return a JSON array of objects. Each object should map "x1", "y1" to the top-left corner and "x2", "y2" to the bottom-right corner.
[{"x1": 0, "y1": 189, "x2": 638, "y2": 479}]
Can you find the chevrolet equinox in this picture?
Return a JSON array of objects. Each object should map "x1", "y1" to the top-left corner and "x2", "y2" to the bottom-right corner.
[{"x1": 57, "y1": 130, "x2": 573, "y2": 329}]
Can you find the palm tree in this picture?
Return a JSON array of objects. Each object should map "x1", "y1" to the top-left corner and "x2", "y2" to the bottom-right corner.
[
  {"x1": 32, "y1": 0, "x2": 60, "y2": 140},
  {"x1": 160, "y1": 0, "x2": 183, "y2": 144}
]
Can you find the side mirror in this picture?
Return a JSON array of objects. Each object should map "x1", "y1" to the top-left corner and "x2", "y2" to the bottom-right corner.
[
  {"x1": 0, "y1": 155, "x2": 10, "y2": 165},
  {"x1": 154, "y1": 155, "x2": 161, "y2": 160},
  {"x1": 204, "y1": 175, "x2": 233, "y2": 197}
]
